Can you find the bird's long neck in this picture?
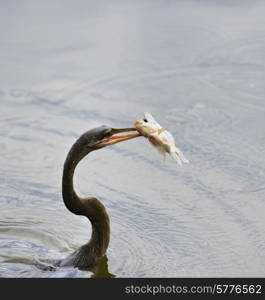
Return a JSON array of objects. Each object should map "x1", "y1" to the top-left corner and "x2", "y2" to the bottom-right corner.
[{"x1": 62, "y1": 137, "x2": 110, "y2": 259}]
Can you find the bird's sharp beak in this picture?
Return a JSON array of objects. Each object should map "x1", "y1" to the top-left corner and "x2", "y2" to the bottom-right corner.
[{"x1": 99, "y1": 128, "x2": 141, "y2": 147}]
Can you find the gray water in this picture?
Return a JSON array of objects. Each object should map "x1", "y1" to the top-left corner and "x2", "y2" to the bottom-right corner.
[{"x1": 1, "y1": 0, "x2": 265, "y2": 278}]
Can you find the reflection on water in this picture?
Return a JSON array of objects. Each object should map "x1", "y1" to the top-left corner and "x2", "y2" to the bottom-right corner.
[
  {"x1": 90, "y1": 256, "x2": 115, "y2": 278},
  {"x1": 1, "y1": 0, "x2": 265, "y2": 277}
]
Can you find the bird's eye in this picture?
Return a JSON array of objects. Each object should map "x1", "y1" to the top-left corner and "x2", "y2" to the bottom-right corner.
[{"x1": 143, "y1": 118, "x2": 148, "y2": 122}]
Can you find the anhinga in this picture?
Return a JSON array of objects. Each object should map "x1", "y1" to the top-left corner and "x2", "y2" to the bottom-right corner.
[{"x1": 57, "y1": 126, "x2": 140, "y2": 269}]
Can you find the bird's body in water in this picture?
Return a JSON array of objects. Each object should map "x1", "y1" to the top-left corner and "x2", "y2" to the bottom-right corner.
[{"x1": 55, "y1": 126, "x2": 140, "y2": 270}]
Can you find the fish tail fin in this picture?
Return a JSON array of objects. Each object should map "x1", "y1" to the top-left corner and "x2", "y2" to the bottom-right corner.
[{"x1": 170, "y1": 147, "x2": 189, "y2": 165}]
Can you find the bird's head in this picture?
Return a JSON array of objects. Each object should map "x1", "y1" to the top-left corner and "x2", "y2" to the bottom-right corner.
[{"x1": 81, "y1": 125, "x2": 141, "y2": 150}]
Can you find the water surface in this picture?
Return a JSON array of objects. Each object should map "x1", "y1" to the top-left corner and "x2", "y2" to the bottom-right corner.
[{"x1": 1, "y1": 0, "x2": 265, "y2": 277}]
